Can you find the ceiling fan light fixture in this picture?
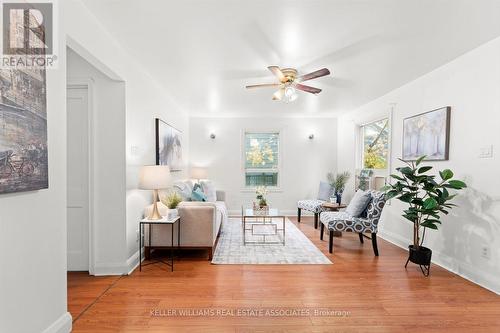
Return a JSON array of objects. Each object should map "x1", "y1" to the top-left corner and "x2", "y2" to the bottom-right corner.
[
  {"x1": 285, "y1": 86, "x2": 296, "y2": 97},
  {"x1": 287, "y1": 93, "x2": 298, "y2": 103},
  {"x1": 246, "y1": 66, "x2": 330, "y2": 102}
]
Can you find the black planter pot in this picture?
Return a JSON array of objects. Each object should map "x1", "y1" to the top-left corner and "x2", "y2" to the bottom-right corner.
[{"x1": 405, "y1": 245, "x2": 432, "y2": 276}]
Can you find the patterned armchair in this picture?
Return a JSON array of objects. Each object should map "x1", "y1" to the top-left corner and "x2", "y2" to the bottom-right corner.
[
  {"x1": 297, "y1": 182, "x2": 334, "y2": 229},
  {"x1": 319, "y1": 191, "x2": 386, "y2": 255}
]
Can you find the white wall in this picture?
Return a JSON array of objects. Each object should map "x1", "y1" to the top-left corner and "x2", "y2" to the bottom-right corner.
[
  {"x1": 1, "y1": 0, "x2": 190, "y2": 332},
  {"x1": 0, "y1": 12, "x2": 70, "y2": 333},
  {"x1": 189, "y1": 117, "x2": 337, "y2": 214},
  {"x1": 337, "y1": 36, "x2": 500, "y2": 294},
  {"x1": 63, "y1": 0, "x2": 190, "y2": 275}
]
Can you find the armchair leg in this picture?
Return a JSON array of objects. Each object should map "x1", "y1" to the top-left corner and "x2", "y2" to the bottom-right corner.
[
  {"x1": 297, "y1": 208, "x2": 301, "y2": 222},
  {"x1": 329, "y1": 230, "x2": 334, "y2": 253},
  {"x1": 320, "y1": 222, "x2": 324, "y2": 240},
  {"x1": 358, "y1": 233, "x2": 364, "y2": 244},
  {"x1": 314, "y1": 213, "x2": 318, "y2": 229},
  {"x1": 371, "y1": 233, "x2": 379, "y2": 256}
]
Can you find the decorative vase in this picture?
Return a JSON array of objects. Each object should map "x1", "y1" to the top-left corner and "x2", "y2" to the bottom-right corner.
[
  {"x1": 167, "y1": 208, "x2": 178, "y2": 220},
  {"x1": 335, "y1": 193, "x2": 342, "y2": 204}
]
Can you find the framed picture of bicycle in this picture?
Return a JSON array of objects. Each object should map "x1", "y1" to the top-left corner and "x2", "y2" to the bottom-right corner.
[
  {"x1": 0, "y1": 45, "x2": 48, "y2": 193},
  {"x1": 155, "y1": 118, "x2": 183, "y2": 171}
]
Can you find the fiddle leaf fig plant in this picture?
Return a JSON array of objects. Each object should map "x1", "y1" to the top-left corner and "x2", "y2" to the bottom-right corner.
[{"x1": 381, "y1": 156, "x2": 466, "y2": 250}]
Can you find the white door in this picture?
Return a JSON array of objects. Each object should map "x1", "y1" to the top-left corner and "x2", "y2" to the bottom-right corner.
[{"x1": 67, "y1": 87, "x2": 90, "y2": 271}]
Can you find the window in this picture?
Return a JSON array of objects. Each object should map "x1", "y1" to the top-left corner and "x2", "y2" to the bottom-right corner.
[
  {"x1": 361, "y1": 118, "x2": 390, "y2": 169},
  {"x1": 244, "y1": 132, "x2": 279, "y2": 187}
]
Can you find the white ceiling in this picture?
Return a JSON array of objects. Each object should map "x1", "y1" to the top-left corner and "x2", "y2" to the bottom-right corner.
[{"x1": 82, "y1": 0, "x2": 500, "y2": 117}]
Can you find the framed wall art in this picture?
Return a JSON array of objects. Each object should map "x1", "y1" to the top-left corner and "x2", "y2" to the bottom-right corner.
[
  {"x1": 155, "y1": 118, "x2": 183, "y2": 171},
  {"x1": 402, "y1": 106, "x2": 451, "y2": 161}
]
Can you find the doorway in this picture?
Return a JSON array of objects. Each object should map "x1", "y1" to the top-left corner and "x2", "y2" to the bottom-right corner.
[{"x1": 66, "y1": 85, "x2": 91, "y2": 271}]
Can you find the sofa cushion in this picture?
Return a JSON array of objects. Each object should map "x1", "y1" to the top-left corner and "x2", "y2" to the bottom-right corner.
[
  {"x1": 345, "y1": 189, "x2": 372, "y2": 217},
  {"x1": 320, "y1": 211, "x2": 376, "y2": 233},
  {"x1": 297, "y1": 199, "x2": 326, "y2": 213},
  {"x1": 317, "y1": 181, "x2": 333, "y2": 201},
  {"x1": 201, "y1": 180, "x2": 217, "y2": 202}
]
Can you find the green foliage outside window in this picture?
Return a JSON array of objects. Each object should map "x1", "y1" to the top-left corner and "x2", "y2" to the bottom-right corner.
[{"x1": 363, "y1": 119, "x2": 389, "y2": 169}]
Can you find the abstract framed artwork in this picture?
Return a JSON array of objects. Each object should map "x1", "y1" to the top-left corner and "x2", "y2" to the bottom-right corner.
[
  {"x1": 155, "y1": 118, "x2": 183, "y2": 171},
  {"x1": 402, "y1": 106, "x2": 451, "y2": 161}
]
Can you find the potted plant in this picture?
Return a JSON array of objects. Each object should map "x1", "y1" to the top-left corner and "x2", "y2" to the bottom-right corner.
[
  {"x1": 255, "y1": 186, "x2": 268, "y2": 209},
  {"x1": 162, "y1": 191, "x2": 182, "y2": 219},
  {"x1": 382, "y1": 156, "x2": 466, "y2": 276},
  {"x1": 327, "y1": 171, "x2": 351, "y2": 204}
]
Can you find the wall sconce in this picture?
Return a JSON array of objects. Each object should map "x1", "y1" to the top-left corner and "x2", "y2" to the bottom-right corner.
[
  {"x1": 210, "y1": 133, "x2": 216, "y2": 139},
  {"x1": 308, "y1": 134, "x2": 314, "y2": 140}
]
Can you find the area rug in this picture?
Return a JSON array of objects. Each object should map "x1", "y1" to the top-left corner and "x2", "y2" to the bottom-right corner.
[{"x1": 211, "y1": 217, "x2": 332, "y2": 264}]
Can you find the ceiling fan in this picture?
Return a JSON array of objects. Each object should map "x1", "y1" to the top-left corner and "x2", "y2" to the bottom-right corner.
[{"x1": 246, "y1": 66, "x2": 331, "y2": 102}]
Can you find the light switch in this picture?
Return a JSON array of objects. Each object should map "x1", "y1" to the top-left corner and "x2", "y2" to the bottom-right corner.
[{"x1": 479, "y1": 145, "x2": 493, "y2": 158}]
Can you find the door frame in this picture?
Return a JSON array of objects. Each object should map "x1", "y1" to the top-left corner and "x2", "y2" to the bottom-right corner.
[{"x1": 67, "y1": 78, "x2": 96, "y2": 275}]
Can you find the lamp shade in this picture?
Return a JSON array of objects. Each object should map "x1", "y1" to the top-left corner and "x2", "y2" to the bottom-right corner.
[
  {"x1": 190, "y1": 167, "x2": 208, "y2": 180},
  {"x1": 138, "y1": 165, "x2": 171, "y2": 190}
]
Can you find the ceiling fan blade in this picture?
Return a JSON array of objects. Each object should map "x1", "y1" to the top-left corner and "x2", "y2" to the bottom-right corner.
[
  {"x1": 242, "y1": 21, "x2": 282, "y2": 65},
  {"x1": 246, "y1": 83, "x2": 281, "y2": 89},
  {"x1": 295, "y1": 83, "x2": 322, "y2": 94},
  {"x1": 272, "y1": 88, "x2": 285, "y2": 100},
  {"x1": 268, "y1": 66, "x2": 286, "y2": 82},
  {"x1": 299, "y1": 34, "x2": 386, "y2": 69},
  {"x1": 297, "y1": 68, "x2": 330, "y2": 82}
]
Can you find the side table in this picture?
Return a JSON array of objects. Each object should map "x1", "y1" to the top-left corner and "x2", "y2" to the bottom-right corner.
[
  {"x1": 139, "y1": 216, "x2": 180, "y2": 272},
  {"x1": 320, "y1": 202, "x2": 347, "y2": 237}
]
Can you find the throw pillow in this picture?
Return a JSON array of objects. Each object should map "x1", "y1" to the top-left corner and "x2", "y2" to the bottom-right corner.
[
  {"x1": 201, "y1": 180, "x2": 217, "y2": 202},
  {"x1": 317, "y1": 181, "x2": 333, "y2": 201},
  {"x1": 173, "y1": 181, "x2": 192, "y2": 201},
  {"x1": 345, "y1": 189, "x2": 372, "y2": 217},
  {"x1": 191, "y1": 187, "x2": 207, "y2": 202}
]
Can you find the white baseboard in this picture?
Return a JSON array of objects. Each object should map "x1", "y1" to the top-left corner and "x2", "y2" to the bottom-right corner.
[
  {"x1": 126, "y1": 248, "x2": 144, "y2": 275},
  {"x1": 378, "y1": 229, "x2": 500, "y2": 295},
  {"x1": 93, "y1": 261, "x2": 128, "y2": 276},
  {"x1": 42, "y1": 312, "x2": 72, "y2": 333},
  {"x1": 92, "y1": 249, "x2": 145, "y2": 276}
]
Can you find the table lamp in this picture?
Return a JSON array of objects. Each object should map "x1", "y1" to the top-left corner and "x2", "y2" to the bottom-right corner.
[
  {"x1": 190, "y1": 167, "x2": 208, "y2": 183},
  {"x1": 139, "y1": 165, "x2": 171, "y2": 220}
]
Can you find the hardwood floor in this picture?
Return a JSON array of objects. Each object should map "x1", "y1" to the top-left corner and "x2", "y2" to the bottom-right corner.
[
  {"x1": 67, "y1": 272, "x2": 122, "y2": 322},
  {"x1": 68, "y1": 216, "x2": 500, "y2": 332}
]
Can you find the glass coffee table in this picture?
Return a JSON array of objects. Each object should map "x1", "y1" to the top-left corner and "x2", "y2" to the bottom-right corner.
[{"x1": 242, "y1": 208, "x2": 286, "y2": 245}]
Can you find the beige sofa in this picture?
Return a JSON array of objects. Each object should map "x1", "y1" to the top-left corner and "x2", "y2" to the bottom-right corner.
[{"x1": 144, "y1": 187, "x2": 227, "y2": 260}]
